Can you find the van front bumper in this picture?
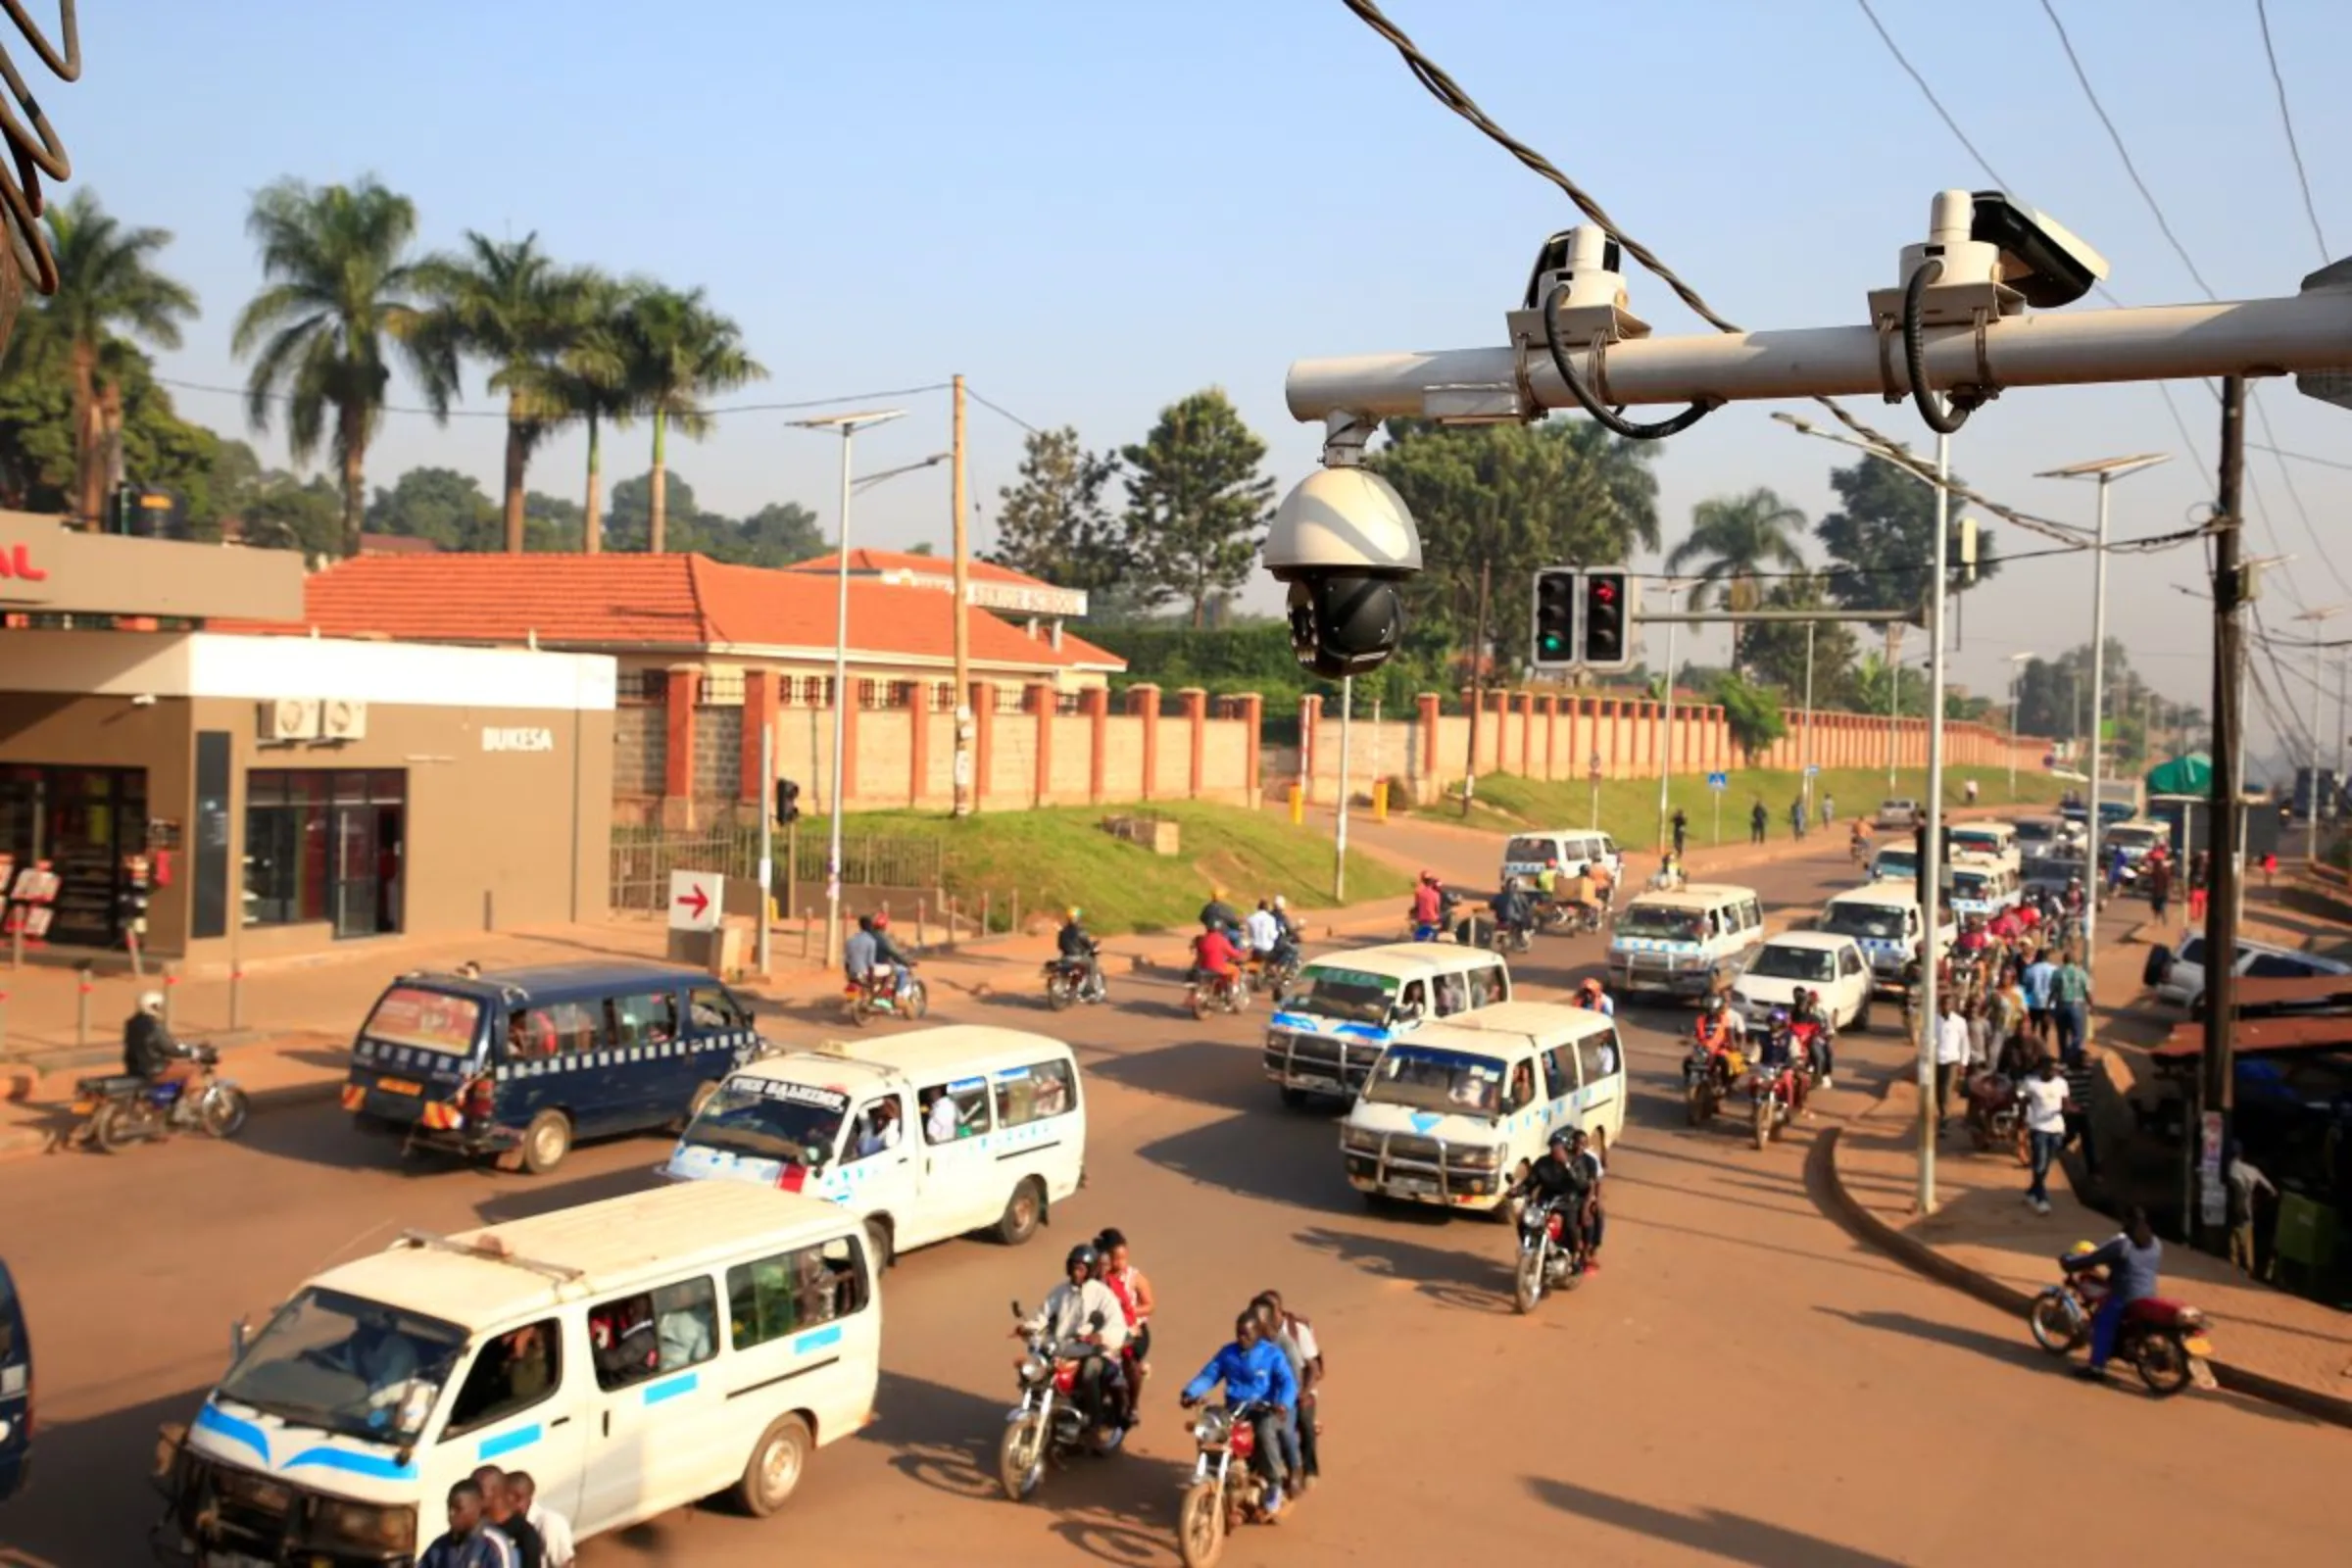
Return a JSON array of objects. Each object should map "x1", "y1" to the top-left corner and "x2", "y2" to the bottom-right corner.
[
  {"x1": 1611, "y1": 956, "x2": 1714, "y2": 996},
  {"x1": 1262, "y1": 1028, "x2": 1381, "y2": 1095}
]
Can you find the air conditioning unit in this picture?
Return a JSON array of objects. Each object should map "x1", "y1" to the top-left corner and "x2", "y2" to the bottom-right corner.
[
  {"x1": 319, "y1": 698, "x2": 369, "y2": 741},
  {"x1": 259, "y1": 698, "x2": 320, "y2": 742}
]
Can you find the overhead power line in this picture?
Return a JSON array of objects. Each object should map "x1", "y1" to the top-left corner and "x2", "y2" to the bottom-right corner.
[
  {"x1": 2254, "y1": 0, "x2": 2331, "y2": 263},
  {"x1": 156, "y1": 376, "x2": 956, "y2": 422}
]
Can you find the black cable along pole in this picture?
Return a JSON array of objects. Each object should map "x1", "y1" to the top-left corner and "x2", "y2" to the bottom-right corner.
[{"x1": 2197, "y1": 374, "x2": 2247, "y2": 1251}]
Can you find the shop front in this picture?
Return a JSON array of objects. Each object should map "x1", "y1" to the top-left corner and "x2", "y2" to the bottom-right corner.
[{"x1": 0, "y1": 629, "x2": 615, "y2": 969}]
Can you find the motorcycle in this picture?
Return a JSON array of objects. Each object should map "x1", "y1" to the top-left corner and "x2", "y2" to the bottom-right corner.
[
  {"x1": 1964, "y1": 1071, "x2": 2033, "y2": 1164},
  {"x1": 1245, "y1": 946, "x2": 1299, "y2": 1005},
  {"x1": 1849, "y1": 834, "x2": 1873, "y2": 867},
  {"x1": 72, "y1": 1044, "x2": 249, "y2": 1151},
  {"x1": 1043, "y1": 954, "x2": 1105, "y2": 1011},
  {"x1": 1745, "y1": 1058, "x2": 1802, "y2": 1150},
  {"x1": 1410, "y1": 889, "x2": 1462, "y2": 942},
  {"x1": 1683, "y1": 1034, "x2": 1744, "y2": 1126},
  {"x1": 1512, "y1": 1197, "x2": 1584, "y2": 1314},
  {"x1": 1000, "y1": 1300, "x2": 1128, "y2": 1501},
  {"x1": 1186, "y1": 968, "x2": 1250, "y2": 1020},
  {"x1": 2028, "y1": 1262, "x2": 2217, "y2": 1396},
  {"x1": 843, "y1": 967, "x2": 929, "y2": 1027},
  {"x1": 1176, "y1": 1401, "x2": 1280, "y2": 1568},
  {"x1": 1489, "y1": 917, "x2": 1533, "y2": 956}
]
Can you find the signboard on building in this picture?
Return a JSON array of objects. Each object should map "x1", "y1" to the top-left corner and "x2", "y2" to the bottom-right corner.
[{"x1": 0, "y1": 512, "x2": 305, "y2": 618}]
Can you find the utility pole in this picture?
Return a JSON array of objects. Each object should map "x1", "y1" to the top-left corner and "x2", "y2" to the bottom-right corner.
[
  {"x1": 951, "y1": 374, "x2": 973, "y2": 816},
  {"x1": 1462, "y1": 557, "x2": 1491, "y2": 818},
  {"x1": 1801, "y1": 619, "x2": 1816, "y2": 816},
  {"x1": 1886, "y1": 624, "x2": 1899, "y2": 791},
  {"x1": 1916, "y1": 429, "x2": 1952, "y2": 1215},
  {"x1": 2298, "y1": 607, "x2": 2344, "y2": 861},
  {"x1": 1655, "y1": 602, "x2": 1679, "y2": 856},
  {"x1": 1334, "y1": 675, "x2": 1354, "y2": 901},
  {"x1": 2199, "y1": 375, "x2": 2248, "y2": 1252},
  {"x1": 758, "y1": 720, "x2": 774, "y2": 976}
]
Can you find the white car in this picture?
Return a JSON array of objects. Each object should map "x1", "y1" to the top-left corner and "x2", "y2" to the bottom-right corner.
[
  {"x1": 2147, "y1": 933, "x2": 2352, "y2": 1009},
  {"x1": 1875, "y1": 798, "x2": 1921, "y2": 830},
  {"x1": 1729, "y1": 932, "x2": 1875, "y2": 1033}
]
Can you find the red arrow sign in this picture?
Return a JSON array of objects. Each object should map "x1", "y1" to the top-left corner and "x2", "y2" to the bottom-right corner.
[{"x1": 675, "y1": 882, "x2": 711, "y2": 920}]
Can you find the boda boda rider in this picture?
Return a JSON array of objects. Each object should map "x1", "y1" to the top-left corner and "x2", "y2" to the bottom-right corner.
[
  {"x1": 1199, "y1": 886, "x2": 1243, "y2": 940},
  {"x1": 1507, "y1": 1131, "x2": 1598, "y2": 1272},
  {"x1": 1491, "y1": 878, "x2": 1534, "y2": 942},
  {"x1": 123, "y1": 990, "x2": 200, "y2": 1090},
  {"x1": 869, "y1": 910, "x2": 916, "y2": 996},
  {"x1": 843, "y1": 915, "x2": 880, "y2": 987},
  {"x1": 1012, "y1": 1245, "x2": 1129, "y2": 1432},
  {"x1": 1191, "y1": 919, "x2": 1242, "y2": 995},
  {"x1": 1409, "y1": 871, "x2": 1446, "y2": 941},
  {"x1": 2063, "y1": 1206, "x2": 2163, "y2": 1383},
  {"x1": 1571, "y1": 1127, "x2": 1608, "y2": 1272},
  {"x1": 1789, "y1": 986, "x2": 1836, "y2": 1090},
  {"x1": 1055, "y1": 907, "x2": 1104, "y2": 1001},
  {"x1": 1756, "y1": 1008, "x2": 1810, "y2": 1119},
  {"x1": 1180, "y1": 1310, "x2": 1298, "y2": 1520},
  {"x1": 1096, "y1": 1228, "x2": 1154, "y2": 1425}
]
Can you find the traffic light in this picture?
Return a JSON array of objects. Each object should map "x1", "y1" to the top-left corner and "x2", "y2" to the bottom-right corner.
[
  {"x1": 1531, "y1": 567, "x2": 1578, "y2": 669},
  {"x1": 774, "y1": 777, "x2": 802, "y2": 825},
  {"x1": 1580, "y1": 569, "x2": 1633, "y2": 671}
]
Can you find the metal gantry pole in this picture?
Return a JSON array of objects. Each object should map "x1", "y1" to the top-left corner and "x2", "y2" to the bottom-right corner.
[
  {"x1": 1656, "y1": 610, "x2": 1678, "y2": 856},
  {"x1": 758, "y1": 720, "x2": 774, "y2": 975},
  {"x1": 2313, "y1": 639, "x2": 2328, "y2": 865},
  {"x1": 1334, "y1": 675, "x2": 1354, "y2": 901},
  {"x1": 1802, "y1": 619, "x2": 1816, "y2": 816},
  {"x1": 1886, "y1": 624, "x2": 1899, "y2": 791},
  {"x1": 2084, "y1": 475, "x2": 2111, "y2": 971},
  {"x1": 1917, "y1": 429, "x2": 1952, "y2": 1215},
  {"x1": 2201, "y1": 376, "x2": 2250, "y2": 1251},
  {"x1": 825, "y1": 430, "x2": 856, "y2": 970}
]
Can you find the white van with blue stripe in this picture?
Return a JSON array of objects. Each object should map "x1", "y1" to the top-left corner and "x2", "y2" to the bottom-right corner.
[
  {"x1": 1606, "y1": 884, "x2": 1764, "y2": 999},
  {"x1": 1263, "y1": 943, "x2": 1512, "y2": 1105},
  {"x1": 1340, "y1": 1002, "x2": 1626, "y2": 1213},
  {"x1": 1949, "y1": 854, "x2": 2022, "y2": 922},
  {"x1": 166, "y1": 1184, "x2": 876, "y2": 1561},
  {"x1": 1819, "y1": 885, "x2": 1955, "y2": 994}
]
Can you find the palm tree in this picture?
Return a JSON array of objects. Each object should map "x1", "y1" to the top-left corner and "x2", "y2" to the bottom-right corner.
[
  {"x1": 232, "y1": 176, "x2": 435, "y2": 558},
  {"x1": 615, "y1": 285, "x2": 764, "y2": 552},
  {"x1": 1666, "y1": 487, "x2": 1807, "y2": 666},
  {"x1": 19, "y1": 190, "x2": 199, "y2": 527},
  {"x1": 411, "y1": 233, "x2": 594, "y2": 552},
  {"x1": 548, "y1": 271, "x2": 634, "y2": 553}
]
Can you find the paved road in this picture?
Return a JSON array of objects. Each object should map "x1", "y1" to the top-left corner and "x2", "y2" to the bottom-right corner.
[{"x1": 2, "y1": 833, "x2": 2337, "y2": 1566}]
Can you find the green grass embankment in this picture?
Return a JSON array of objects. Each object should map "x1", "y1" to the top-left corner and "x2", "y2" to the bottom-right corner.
[
  {"x1": 1417, "y1": 763, "x2": 2070, "y2": 853},
  {"x1": 801, "y1": 801, "x2": 1410, "y2": 936}
]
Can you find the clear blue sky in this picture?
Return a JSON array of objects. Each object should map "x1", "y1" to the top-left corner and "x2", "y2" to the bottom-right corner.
[{"x1": 69, "y1": 1, "x2": 2352, "y2": 771}]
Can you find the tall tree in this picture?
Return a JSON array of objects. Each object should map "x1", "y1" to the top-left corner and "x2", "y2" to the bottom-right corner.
[
  {"x1": 986, "y1": 424, "x2": 1125, "y2": 593},
  {"x1": 367, "y1": 466, "x2": 501, "y2": 550},
  {"x1": 0, "y1": 338, "x2": 217, "y2": 524},
  {"x1": 1666, "y1": 486, "x2": 1806, "y2": 668},
  {"x1": 550, "y1": 270, "x2": 633, "y2": 552},
  {"x1": 411, "y1": 233, "x2": 596, "y2": 552},
  {"x1": 1121, "y1": 389, "x2": 1275, "y2": 628},
  {"x1": 1368, "y1": 417, "x2": 1660, "y2": 679},
  {"x1": 17, "y1": 190, "x2": 199, "y2": 527},
  {"x1": 232, "y1": 175, "x2": 436, "y2": 557},
  {"x1": 1815, "y1": 454, "x2": 2001, "y2": 668},
  {"x1": 615, "y1": 284, "x2": 764, "y2": 552}
]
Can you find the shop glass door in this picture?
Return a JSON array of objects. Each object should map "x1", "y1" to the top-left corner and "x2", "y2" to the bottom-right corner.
[{"x1": 332, "y1": 805, "x2": 378, "y2": 940}]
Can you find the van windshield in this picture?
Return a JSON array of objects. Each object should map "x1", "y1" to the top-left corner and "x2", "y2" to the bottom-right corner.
[
  {"x1": 1504, "y1": 836, "x2": 1555, "y2": 864},
  {"x1": 2016, "y1": 820, "x2": 2057, "y2": 842},
  {"x1": 1616, "y1": 906, "x2": 1703, "y2": 942},
  {"x1": 1283, "y1": 967, "x2": 1396, "y2": 1026},
  {"x1": 1822, "y1": 904, "x2": 1907, "y2": 942},
  {"x1": 1874, "y1": 849, "x2": 1918, "y2": 874},
  {"x1": 684, "y1": 1079, "x2": 850, "y2": 1165},
  {"x1": 1749, "y1": 944, "x2": 1838, "y2": 982},
  {"x1": 1952, "y1": 832, "x2": 2003, "y2": 853},
  {"x1": 361, "y1": 987, "x2": 482, "y2": 1058},
  {"x1": 1953, "y1": 870, "x2": 1998, "y2": 900},
  {"x1": 216, "y1": 1288, "x2": 465, "y2": 1446},
  {"x1": 1362, "y1": 1044, "x2": 1508, "y2": 1115}
]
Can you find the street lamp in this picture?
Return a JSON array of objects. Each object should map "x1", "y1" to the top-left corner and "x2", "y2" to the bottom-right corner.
[
  {"x1": 2294, "y1": 606, "x2": 2344, "y2": 863},
  {"x1": 790, "y1": 408, "x2": 908, "y2": 969},
  {"x1": 2037, "y1": 453, "x2": 2171, "y2": 971},
  {"x1": 2006, "y1": 650, "x2": 2035, "y2": 800}
]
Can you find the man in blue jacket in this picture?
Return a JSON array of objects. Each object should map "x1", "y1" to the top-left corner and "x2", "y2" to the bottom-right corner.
[{"x1": 1180, "y1": 1310, "x2": 1298, "y2": 1519}]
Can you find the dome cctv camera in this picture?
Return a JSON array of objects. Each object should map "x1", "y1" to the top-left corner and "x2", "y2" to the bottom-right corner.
[{"x1": 1264, "y1": 466, "x2": 1423, "y2": 679}]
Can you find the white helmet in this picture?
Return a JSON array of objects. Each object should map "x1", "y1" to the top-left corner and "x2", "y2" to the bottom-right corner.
[{"x1": 138, "y1": 991, "x2": 165, "y2": 1015}]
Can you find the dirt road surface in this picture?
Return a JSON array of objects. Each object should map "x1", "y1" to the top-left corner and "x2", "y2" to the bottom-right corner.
[{"x1": 2, "y1": 829, "x2": 2336, "y2": 1566}]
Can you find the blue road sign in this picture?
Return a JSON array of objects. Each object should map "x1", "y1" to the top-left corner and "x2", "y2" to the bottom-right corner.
[
  {"x1": 1706, "y1": 771, "x2": 1729, "y2": 791},
  {"x1": 1804, "y1": 764, "x2": 1821, "y2": 776}
]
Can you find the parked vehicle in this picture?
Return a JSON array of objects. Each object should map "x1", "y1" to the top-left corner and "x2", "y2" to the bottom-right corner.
[
  {"x1": 1512, "y1": 1197, "x2": 1583, "y2": 1315},
  {"x1": 2146, "y1": 932, "x2": 2352, "y2": 1009},
  {"x1": 1874, "y1": 798, "x2": 1922, "y2": 830},
  {"x1": 0, "y1": 1257, "x2": 27, "y2": 1504},
  {"x1": 999, "y1": 1300, "x2": 1126, "y2": 1501},
  {"x1": 1605, "y1": 884, "x2": 1766, "y2": 1001},
  {"x1": 160, "y1": 1185, "x2": 878, "y2": 1562},
  {"x1": 72, "y1": 1043, "x2": 248, "y2": 1152},
  {"x1": 1263, "y1": 944, "x2": 1510, "y2": 1106},
  {"x1": 2028, "y1": 1259, "x2": 2215, "y2": 1396},
  {"x1": 1728, "y1": 933, "x2": 1873, "y2": 1033},
  {"x1": 845, "y1": 966, "x2": 929, "y2": 1026},
  {"x1": 664, "y1": 1027, "x2": 1084, "y2": 1261},
  {"x1": 1043, "y1": 955, "x2": 1105, "y2": 1011},
  {"x1": 1175, "y1": 1401, "x2": 1279, "y2": 1568},
  {"x1": 1341, "y1": 1003, "x2": 1627, "y2": 1214},
  {"x1": 343, "y1": 961, "x2": 771, "y2": 1174}
]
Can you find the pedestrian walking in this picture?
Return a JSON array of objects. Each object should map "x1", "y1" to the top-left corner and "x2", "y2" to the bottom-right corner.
[
  {"x1": 2061, "y1": 1050, "x2": 2100, "y2": 1178},
  {"x1": 2050, "y1": 948, "x2": 2092, "y2": 1064},
  {"x1": 2023, "y1": 947, "x2": 2056, "y2": 1046},
  {"x1": 2020, "y1": 1056, "x2": 2071, "y2": 1215},
  {"x1": 1823, "y1": 794, "x2": 1837, "y2": 826},
  {"x1": 1789, "y1": 798, "x2": 1807, "y2": 840},
  {"x1": 2187, "y1": 851, "x2": 2210, "y2": 922},
  {"x1": 1749, "y1": 800, "x2": 1767, "y2": 844},
  {"x1": 1671, "y1": 808, "x2": 1689, "y2": 858},
  {"x1": 2227, "y1": 1143, "x2": 2277, "y2": 1277},
  {"x1": 1933, "y1": 994, "x2": 1968, "y2": 1131},
  {"x1": 2146, "y1": 854, "x2": 2173, "y2": 924}
]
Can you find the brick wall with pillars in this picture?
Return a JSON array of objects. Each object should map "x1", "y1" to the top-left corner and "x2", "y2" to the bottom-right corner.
[
  {"x1": 1418, "y1": 693, "x2": 1442, "y2": 784},
  {"x1": 1128, "y1": 684, "x2": 1160, "y2": 802},
  {"x1": 969, "y1": 681, "x2": 996, "y2": 808},
  {"x1": 1515, "y1": 691, "x2": 1536, "y2": 774},
  {"x1": 738, "y1": 668, "x2": 777, "y2": 806},
  {"x1": 1298, "y1": 694, "x2": 1321, "y2": 801},
  {"x1": 1181, "y1": 687, "x2": 1208, "y2": 798},
  {"x1": 1027, "y1": 682, "x2": 1055, "y2": 806},
  {"x1": 1543, "y1": 693, "x2": 1560, "y2": 780},
  {"x1": 907, "y1": 687, "x2": 931, "y2": 807},
  {"x1": 1085, "y1": 687, "x2": 1110, "y2": 804},
  {"x1": 663, "y1": 667, "x2": 701, "y2": 822},
  {"x1": 1240, "y1": 693, "x2": 1264, "y2": 807}
]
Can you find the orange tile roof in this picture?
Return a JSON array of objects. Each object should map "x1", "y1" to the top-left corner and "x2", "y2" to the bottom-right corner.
[
  {"x1": 210, "y1": 553, "x2": 1124, "y2": 670},
  {"x1": 787, "y1": 548, "x2": 1059, "y2": 590}
]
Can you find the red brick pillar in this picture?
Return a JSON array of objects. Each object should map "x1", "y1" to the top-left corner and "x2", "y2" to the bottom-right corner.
[
  {"x1": 907, "y1": 685, "x2": 931, "y2": 807},
  {"x1": 1544, "y1": 693, "x2": 1560, "y2": 780},
  {"x1": 739, "y1": 668, "x2": 777, "y2": 806},
  {"x1": 1418, "y1": 692, "x2": 1441, "y2": 783},
  {"x1": 1297, "y1": 694, "x2": 1322, "y2": 802},
  {"x1": 664, "y1": 667, "x2": 701, "y2": 813},
  {"x1": 1181, "y1": 687, "x2": 1208, "y2": 798},
  {"x1": 1240, "y1": 692, "x2": 1264, "y2": 807},
  {"x1": 969, "y1": 681, "x2": 995, "y2": 808},
  {"x1": 1027, "y1": 682, "x2": 1054, "y2": 806},
  {"x1": 1129, "y1": 684, "x2": 1161, "y2": 802},
  {"x1": 1514, "y1": 691, "x2": 1536, "y2": 775},
  {"x1": 840, "y1": 681, "x2": 861, "y2": 807},
  {"x1": 1084, "y1": 687, "x2": 1110, "y2": 805}
]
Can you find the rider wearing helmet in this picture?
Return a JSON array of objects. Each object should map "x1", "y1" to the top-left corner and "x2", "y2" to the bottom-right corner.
[
  {"x1": 1507, "y1": 1130, "x2": 1599, "y2": 1270},
  {"x1": 122, "y1": 990, "x2": 198, "y2": 1088},
  {"x1": 1056, "y1": 906, "x2": 1104, "y2": 1001},
  {"x1": 1756, "y1": 1006, "x2": 1811, "y2": 1116},
  {"x1": 1013, "y1": 1243, "x2": 1132, "y2": 1431},
  {"x1": 1788, "y1": 985, "x2": 1836, "y2": 1090}
]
